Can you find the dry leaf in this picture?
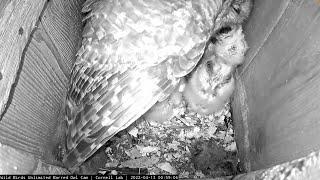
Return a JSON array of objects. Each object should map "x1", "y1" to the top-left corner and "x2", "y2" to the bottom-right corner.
[
  {"x1": 121, "y1": 156, "x2": 159, "y2": 168},
  {"x1": 226, "y1": 142, "x2": 237, "y2": 152},
  {"x1": 125, "y1": 147, "x2": 142, "y2": 159},
  {"x1": 105, "y1": 161, "x2": 119, "y2": 168},
  {"x1": 157, "y1": 162, "x2": 177, "y2": 174},
  {"x1": 167, "y1": 141, "x2": 180, "y2": 151},
  {"x1": 137, "y1": 145, "x2": 159, "y2": 156},
  {"x1": 128, "y1": 127, "x2": 139, "y2": 137},
  {"x1": 195, "y1": 170, "x2": 206, "y2": 178}
]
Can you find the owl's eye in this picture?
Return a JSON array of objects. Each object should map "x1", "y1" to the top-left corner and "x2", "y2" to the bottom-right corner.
[
  {"x1": 230, "y1": 45, "x2": 237, "y2": 52},
  {"x1": 210, "y1": 37, "x2": 217, "y2": 44},
  {"x1": 206, "y1": 60, "x2": 214, "y2": 72},
  {"x1": 218, "y1": 26, "x2": 232, "y2": 35},
  {"x1": 225, "y1": 74, "x2": 232, "y2": 81},
  {"x1": 233, "y1": 4, "x2": 241, "y2": 14}
]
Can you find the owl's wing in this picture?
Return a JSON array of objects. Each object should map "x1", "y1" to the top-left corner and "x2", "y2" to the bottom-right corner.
[{"x1": 63, "y1": 0, "x2": 224, "y2": 169}]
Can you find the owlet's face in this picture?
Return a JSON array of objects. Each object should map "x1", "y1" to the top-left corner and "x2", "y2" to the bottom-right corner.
[
  {"x1": 182, "y1": 23, "x2": 249, "y2": 115},
  {"x1": 196, "y1": 54, "x2": 234, "y2": 96},
  {"x1": 213, "y1": 25, "x2": 248, "y2": 65},
  {"x1": 183, "y1": 43, "x2": 235, "y2": 115}
]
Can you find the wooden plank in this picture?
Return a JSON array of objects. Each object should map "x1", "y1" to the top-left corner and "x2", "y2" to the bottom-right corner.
[
  {"x1": 0, "y1": 0, "x2": 47, "y2": 118},
  {"x1": 233, "y1": 0, "x2": 320, "y2": 171},
  {"x1": 0, "y1": 142, "x2": 69, "y2": 174},
  {"x1": 233, "y1": 0, "x2": 293, "y2": 171},
  {"x1": 239, "y1": 0, "x2": 292, "y2": 74},
  {"x1": 232, "y1": 70, "x2": 251, "y2": 172},
  {"x1": 0, "y1": 0, "x2": 84, "y2": 165},
  {"x1": 233, "y1": 150, "x2": 320, "y2": 180}
]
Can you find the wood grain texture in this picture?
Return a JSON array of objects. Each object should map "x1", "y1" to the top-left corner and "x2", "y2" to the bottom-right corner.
[
  {"x1": 0, "y1": 142, "x2": 69, "y2": 174},
  {"x1": 0, "y1": 0, "x2": 84, "y2": 166},
  {"x1": 233, "y1": 150, "x2": 320, "y2": 180},
  {"x1": 233, "y1": 0, "x2": 320, "y2": 171},
  {"x1": 0, "y1": 0, "x2": 47, "y2": 118}
]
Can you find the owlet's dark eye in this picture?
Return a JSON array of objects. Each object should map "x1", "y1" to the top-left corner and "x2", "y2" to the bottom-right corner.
[
  {"x1": 233, "y1": 5, "x2": 241, "y2": 14},
  {"x1": 206, "y1": 60, "x2": 214, "y2": 72},
  {"x1": 225, "y1": 74, "x2": 232, "y2": 81},
  {"x1": 210, "y1": 37, "x2": 217, "y2": 44},
  {"x1": 218, "y1": 26, "x2": 232, "y2": 35}
]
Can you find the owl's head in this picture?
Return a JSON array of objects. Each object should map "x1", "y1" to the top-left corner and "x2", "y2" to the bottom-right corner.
[
  {"x1": 224, "y1": 0, "x2": 252, "y2": 25},
  {"x1": 212, "y1": 25, "x2": 248, "y2": 66},
  {"x1": 183, "y1": 44, "x2": 235, "y2": 115},
  {"x1": 213, "y1": 0, "x2": 252, "y2": 34}
]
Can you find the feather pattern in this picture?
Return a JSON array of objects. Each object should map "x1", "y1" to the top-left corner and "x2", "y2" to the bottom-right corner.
[
  {"x1": 213, "y1": 0, "x2": 252, "y2": 33},
  {"x1": 63, "y1": 0, "x2": 227, "y2": 169}
]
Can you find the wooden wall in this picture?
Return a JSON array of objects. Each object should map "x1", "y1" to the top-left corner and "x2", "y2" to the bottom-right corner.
[
  {"x1": 0, "y1": 0, "x2": 46, "y2": 119},
  {"x1": 0, "y1": 0, "x2": 84, "y2": 173},
  {"x1": 233, "y1": 0, "x2": 320, "y2": 171}
]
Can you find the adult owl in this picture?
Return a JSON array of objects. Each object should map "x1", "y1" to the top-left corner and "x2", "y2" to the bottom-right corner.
[{"x1": 63, "y1": 0, "x2": 250, "y2": 170}]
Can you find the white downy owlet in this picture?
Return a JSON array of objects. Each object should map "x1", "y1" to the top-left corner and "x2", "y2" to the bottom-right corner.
[
  {"x1": 144, "y1": 0, "x2": 252, "y2": 117},
  {"x1": 183, "y1": 25, "x2": 248, "y2": 115}
]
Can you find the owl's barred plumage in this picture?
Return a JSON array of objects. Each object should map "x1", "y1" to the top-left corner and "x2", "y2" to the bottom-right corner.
[
  {"x1": 63, "y1": 0, "x2": 250, "y2": 170},
  {"x1": 213, "y1": 0, "x2": 252, "y2": 33}
]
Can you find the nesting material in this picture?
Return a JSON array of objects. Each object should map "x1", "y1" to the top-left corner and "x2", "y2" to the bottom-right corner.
[{"x1": 94, "y1": 103, "x2": 239, "y2": 178}]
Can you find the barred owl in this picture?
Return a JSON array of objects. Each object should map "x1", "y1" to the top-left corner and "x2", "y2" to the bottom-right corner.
[{"x1": 63, "y1": 0, "x2": 233, "y2": 170}]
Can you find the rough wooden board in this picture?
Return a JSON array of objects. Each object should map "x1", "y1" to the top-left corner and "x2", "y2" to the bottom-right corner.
[
  {"x1": 0, "y1": 0, "x2": 83, "y2": 165},
  {"x1": 233, "y1": 150, "x2": 320, "y2": 180},
  {"x1": 187, "y1": 151, "x2": 320, "y2": 179},
  {"x1": 0, "y1": 0, "x2": 47, "y2": 118},
  {"x1": 232, "y1": 71, "x2": 250, "y2": 172},
  {"x1": 238, "y1": 0, "x2": 292, "y2": 75},
  {"x1": 0, "y1": 0, "x2": 11, "y2": 16},
  {"x1": 233, "y1": 0, "x2": 294, "y2": 171},
  {"x1": 0, "y1": 142, "x2": 69, "y2": 174},
  {"x1": 233, "y1": 0, "x2": 320, "y2": 171},
  {"x1": 34, "y1": 0, "x2": 85, "y2": 161}
]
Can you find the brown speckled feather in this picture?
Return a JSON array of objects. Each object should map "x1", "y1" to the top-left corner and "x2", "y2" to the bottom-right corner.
[{"x1": 63, "y1": 0, "x2": 227, "y2": 169}]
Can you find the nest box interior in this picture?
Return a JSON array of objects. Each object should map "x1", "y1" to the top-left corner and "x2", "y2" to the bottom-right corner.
[{"x1": 0, "y1": 0, "x2": 320, "y2": 177}]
